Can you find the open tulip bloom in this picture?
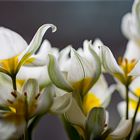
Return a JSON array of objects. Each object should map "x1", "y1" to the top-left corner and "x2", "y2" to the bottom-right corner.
[{"x1": 0, "y1": 24, "x2": 56, "y2": 90}]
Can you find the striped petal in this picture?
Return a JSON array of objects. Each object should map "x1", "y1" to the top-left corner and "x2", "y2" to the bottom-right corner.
[
  {"x1": 100, "y1": 45, "x2": 124, "y2": 83},
  {"x1": 17, "y1": 24, "x2": 57, "y2": 70},
  {"x1": 48, "y1": 54, "x2": 73, "y2": 92},
  {"x1": 65, "y1": 98, "x2": 86, "y2": 127}
]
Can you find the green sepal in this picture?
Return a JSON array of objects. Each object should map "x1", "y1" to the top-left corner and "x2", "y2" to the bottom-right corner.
[
  {"x1": 48, "y1": 54, "x2": 73, "y2": 92},
  {"x1": 85, "y1": 107, "x2": 106, "y2": 140}
]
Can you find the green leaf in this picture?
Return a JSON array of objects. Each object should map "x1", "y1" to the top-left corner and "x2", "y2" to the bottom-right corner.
[
  {"x1": 85, "y1": 107, "x2": 106, "y2": 140},
  {"x1": 48, "y1": 54, "x2": 73, "y2": 92}
]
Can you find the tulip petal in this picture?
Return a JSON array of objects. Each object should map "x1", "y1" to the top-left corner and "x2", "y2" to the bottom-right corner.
[
  {"x1": 68, "y1": 48, "x2": 101, "y2": 95},
  {"x1": 110, "y1": 118, "x2": 132, "y2": 139},
  {"x1": 91, "y1": 75, "x2": 115, "y2": 108},
  {"x1": 101, "y1": 46, "x2": 123, "y2": 74},
  {"x1": 118, "y1": 101, "x2": 140, "y2": 122},
  {"x1": 22, "y1": 79, "x2": 39, "y2": 103},
  {"x1": 36, "y1": 85, "x2": 53, "y2": 115},
  {"x1": 65, "y1": 98, "x2": 86, "y2": 127},
  {"x1": 17, "y1": 66, "x2": 50, "y2": 88},
  {"x1": 50, "y1": 93, "x2": 72, "y2": 114},
  {"x1": 48, "y1": 54, "x2": 73, "y2": 92},
  {"x1": 17, "y1": 24, "x2": 56, "y2": 70},
  {"x1": 0, "y1": 27, "x2": 27, "y2": 60},
  {"x1": 124, "y1": 41, "x2": 140, "y2": 61},
  {"x1": 129, "y1": 59, "x2": 140, "y2": 76}
]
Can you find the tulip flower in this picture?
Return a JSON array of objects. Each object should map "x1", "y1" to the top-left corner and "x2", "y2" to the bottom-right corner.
[
  {"x1": 64, "y1": 74, "x2": 115, "y2": 126},
  {"x1": 121, "y1": 0, "x2": 140, "y2": 62},
  {"x1": 0, "y1": 77, "x2": 53, "y2": 140},
  {"x1": 0, "y1": 24, "x2": 56, "y2": 90},
  {"x1": 48, "y1": 45, "x2": 101, "y2": 97},
  {"x1": 100, "y1": 45, "x2": 137, "y2": 85},
  {"x1": 17, "y1": 40, "x2": 59, "y2": 89}
]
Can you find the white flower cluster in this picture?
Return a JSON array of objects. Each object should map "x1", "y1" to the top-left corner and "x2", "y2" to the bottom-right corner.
[{"x1": 0, "y1": 0, "x2": 140, "y2": 140}]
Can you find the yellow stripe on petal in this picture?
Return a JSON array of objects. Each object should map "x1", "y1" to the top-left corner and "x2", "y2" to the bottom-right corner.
[
  {"x1": 16, "y1": 79, "x2": 25, "y2": 90},
  {"x1": 83, "y1": 92, "x2": 101, "y2": 115},
  {"x1": 72, "y1": 78, "x2": 93, "y2": 95},
  {"x1": 0, "y1": 55, "x2": 19, "y2": 74},
  {"x1": 24, "y1": 57, "x2": 35, "y2": 65},
  {"x1": 9, "y1": 106, "x2": 16, "y2": 113}
]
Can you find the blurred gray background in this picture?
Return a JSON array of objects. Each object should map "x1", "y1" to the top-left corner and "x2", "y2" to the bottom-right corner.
[{"x1": 0, "y1": 0, "x2": 133, "y2": 140}]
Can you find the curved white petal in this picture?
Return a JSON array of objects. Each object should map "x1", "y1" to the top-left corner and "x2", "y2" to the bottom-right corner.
[
  {"x1": 58, "y1": 45, "x2": 71, "y2": 71},
  {"x1": 36, "y1": 86, "x2": 53, "y2": 115},
  {"x1": 0, "y1": 27, "x2": 27, "y2": 60},
  {"x1": 90, "y1": 75, "x2": 115, "y2": 108},
  {"x1": 110, "y1": 118, "x2": 132, "y2": 139},
  {"x1": 129, "y1": 59, "x2": 140, "y2": 76},
  {"x1": 0, "y1": 74, "x2": 14, "y2": 106},
  {"x1": 121, "y1": 13, "x2": 138, "y2": 41},
  {"x1": 50, "y1": 93, "x2": 72, "y2": 114},
  {"x1": 18, "y1": 24, "x2": 57, "y2": 69},
  {"x1": 24, "y1": 39, "x2": 59, "y2": 67},
  {"x1": 17, "y1": 66, "x2": 50, "y2": 88},
  {"x1": 22, "y1": 79, "x2": 39, "y2": 103},
  {"x1": 91, "y1": 38, "x2": 103, "y2": 56},
  {"x1": 48, "y1": 54, "x2": 73, "y2": 92},
  {"x1": 124, "y1": 40, "x2": 140, "y2": 61},
  {"x1": 65, "y1": 98, "x2": 86, "y2": 127},
  {"x1": 100, "y1": 45, "x2": 124, "y2": 76}
]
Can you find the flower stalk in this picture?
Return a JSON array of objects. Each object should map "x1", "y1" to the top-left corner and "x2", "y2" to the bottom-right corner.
[
  {"x1": 127, "y1": 97, "x2": 140, "y2": 140},
  {"x1": 11, "y1": 74, "x2": 17, "y2": 90},
  {"x1": 126, "y1": 84, "x2": 129, "y2": 120}
]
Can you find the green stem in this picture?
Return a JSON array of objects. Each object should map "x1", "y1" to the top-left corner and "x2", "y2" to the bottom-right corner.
[
  {"x1": 24, "y1": 91, "x2": 29, "y2": 140},
  {"x1": 126, "y1": 85, "x2": 129, "y2": 120},
  {"x1": 127, "y1": 97, "x2": 140, "y2": 140},
  {"x1": 11, "y1": 75, "x2": 17, "y2": 90},
  {"x1": 24, "y1": 124, "x2": 28, "y2": 140}
]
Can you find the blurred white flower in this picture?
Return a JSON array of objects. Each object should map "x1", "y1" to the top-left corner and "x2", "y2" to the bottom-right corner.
[
  {"x1": 122, "y1": 0, "x2": 140, "y2": 61},
  {"x1": 118, "y1": 77, "x2": 140, "y2": 122},
  {"x1": 99, "y1": 45, "x2": 137, "y2": 85}
]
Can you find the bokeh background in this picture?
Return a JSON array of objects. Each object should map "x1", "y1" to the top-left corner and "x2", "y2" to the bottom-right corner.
[{"x1": 0, "y1": 0, "x2": 133, "y2": 139}]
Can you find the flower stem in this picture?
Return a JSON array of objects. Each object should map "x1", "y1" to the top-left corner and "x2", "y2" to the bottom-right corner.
[
  {"x1": 126, "y1": 85, "x2": 129, "y2": 120},
  {"x1": 127, "y1": 97, "x2": 140, "y2": 140},
  {"x1": 11, "y1": 75, "x2": 17, "y2": 90}
]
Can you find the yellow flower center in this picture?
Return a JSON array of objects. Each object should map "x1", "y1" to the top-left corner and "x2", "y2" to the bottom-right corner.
[
  {"x1": 118, "y1": 57, "x2": 136, "y2": 75},
  {"x1": 5, "y1": 91, "x2": 39, "y2": 125},
  {"x1": 83, "y1": 92, "x2": 101, "y2": 115}
]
